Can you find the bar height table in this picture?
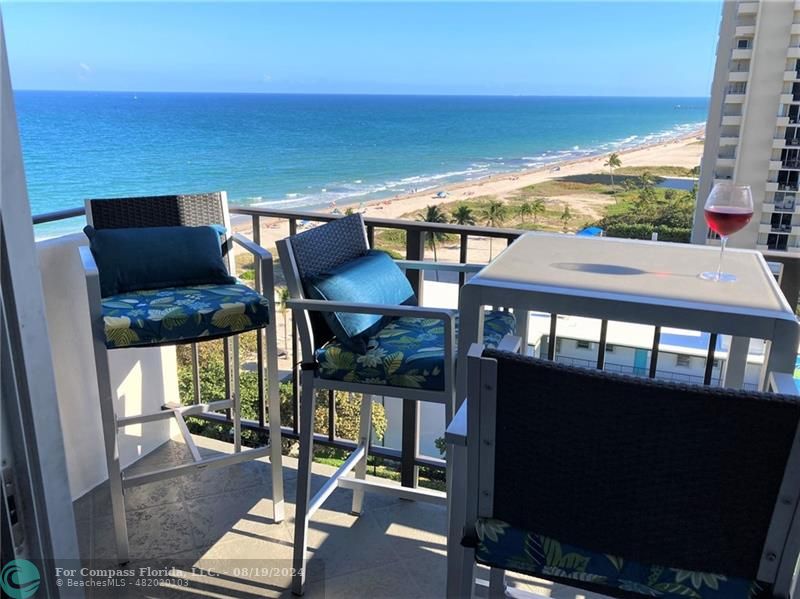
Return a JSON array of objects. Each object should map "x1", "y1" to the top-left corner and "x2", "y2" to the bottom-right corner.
[
  {"x1": 456, "y1": 232, "x2": 800, "y2": 403},
  {"x1": 448, "y1": 232, "x2": 799, "y2": 597}
]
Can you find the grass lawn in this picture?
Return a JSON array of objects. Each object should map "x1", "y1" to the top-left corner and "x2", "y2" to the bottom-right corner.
[{"x1": 613, "y1": 165, "x2": 698, "y2": 178}]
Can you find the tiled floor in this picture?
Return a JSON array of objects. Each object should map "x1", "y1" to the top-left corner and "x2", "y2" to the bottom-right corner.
[{"x1": 73, "y1": 436, "x2": 605, "y2": 598}]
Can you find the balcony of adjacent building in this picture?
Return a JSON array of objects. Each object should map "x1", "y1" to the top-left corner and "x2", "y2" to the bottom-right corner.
[
  {"x1": 759, "y1": 231, "x2": 800, "y2": 252},
  {"x1": 730, "y1": 37, "x2": 753, "y2": 61},
  {"x1": 725, "y1": 82, "x2": 748, "y2": 104},
  {"x1": 763, "y1": 191, "x2": 798, "y2": 214},
  {"x1": 717, "y1": 147, "x2": 736, "y2": 168},
  {"x1": 786, "y1": 125, "x2": 800, "y2": 147},
  {"x1": 781, "y1": 148, "x2": 800, "y2": 170},
  {"x1": 737, "y1": 2, "x2": 758, "y2": 16},
  {"x1": 760, "y1": 211, "x2": 797, "y2": 235},
  {"x1": 769, "y1": 169, "x2": 800, "y2": 192}
]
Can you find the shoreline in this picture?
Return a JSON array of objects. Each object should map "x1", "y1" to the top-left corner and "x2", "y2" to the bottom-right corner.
[
  {"x1": 349, "y1": 125, "x2": 704, "y2": 216},
  {"x1": 244, "y1": 123, "x2": 705, "y2": 215},
  {"x1": 230, "y1": 125, "x2": 704, "y2": 239}
]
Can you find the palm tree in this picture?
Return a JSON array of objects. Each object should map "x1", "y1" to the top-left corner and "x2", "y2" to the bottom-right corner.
[
  {"x1": 560, "y1": 204, "x2": 572, "y2": 233},
  {"x1": 638, "y1": 171, "x2": 656, "y2": 189},
  {"x1": 450, "y1": 204, "x2": 476, "y2": 226},
  {"x1": 481, "y1": 200, "x2": 507, "y2": 259},
  {"x1": 418, "y1": 205, "x2": 449, "y2": 278},
  {"x1": 531, "y1": 197, "x2": 546, "y2": 224},
  {"x1": 276, "y1": 286, "x2": 291, "y2": 352},
  {"x1": 604, "y1": 153, "x2": 622, "y2": 201},
  {"x1": 517, "y1": 201, "x2": 533, "y2": 224}
]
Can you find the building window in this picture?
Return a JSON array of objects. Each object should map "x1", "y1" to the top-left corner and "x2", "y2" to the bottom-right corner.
[
  {"x1": 676, "y1": 354, "x2": 691, "y2": 368},
  {"x1": 737, "y1": 39, "x2": 750, "y2": 49},
  {"x1": 606, "y1": 344, "x2": 615, "y2": 353},
  {"x1": 576, "y1": 340, "x2": 591, "y2": 350}
]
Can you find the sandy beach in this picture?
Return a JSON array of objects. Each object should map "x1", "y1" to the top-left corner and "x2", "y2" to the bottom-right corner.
[{"x1": 235, "y1": 128, "x2": 704, "y2": 256}]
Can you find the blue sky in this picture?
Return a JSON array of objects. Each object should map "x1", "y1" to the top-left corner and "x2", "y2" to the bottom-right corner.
[{"x1": 5, "y1": 2, "x2": 722, "y2": 96}]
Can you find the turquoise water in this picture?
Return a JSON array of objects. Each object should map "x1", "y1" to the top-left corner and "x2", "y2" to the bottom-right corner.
[{"x1": 15, "y1": 91, "x2": 708, "y2": 237}]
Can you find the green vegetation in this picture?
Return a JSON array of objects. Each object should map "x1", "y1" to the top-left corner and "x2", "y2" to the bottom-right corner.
[
  {"x1": 560, "y1": 204, "x2": 572, "y2": 232},
  {"x1": 417, "y1": 204, "x2": 449, "y2": 263},
  {"x1": 481, "y1": 200, "x2": 508, "y2": 259},
  {"x1": 604, "y1": 152, "x2": 622, "y2": 200},
  {"x1": 450, "y1": 203, "x2": 476, "y2": 226},
  {"x1": 593, "y1": 171, "x2": 696, "y2": 242},
  {"x1": 613, "y1": 165, "x2": 698, "y2": 178},
  {"x1": 603, "y1": 223, "x2": 691, "y2": 243},
  {"x1": 176, "y1": 336, "x2": 399, "y2": 480}
]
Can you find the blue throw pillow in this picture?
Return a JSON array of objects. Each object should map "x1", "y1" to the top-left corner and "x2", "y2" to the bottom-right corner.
[
  {"x1": 84, "y1": 225, "x2": 236, "y2": 297},
  {"x1": 305, "y1": 250, "x2": 416, "y2": 353}
]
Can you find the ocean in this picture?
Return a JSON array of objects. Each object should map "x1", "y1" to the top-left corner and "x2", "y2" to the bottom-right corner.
[{"x1": 15, "y1": 91, "x2": 708, "y2": 237}]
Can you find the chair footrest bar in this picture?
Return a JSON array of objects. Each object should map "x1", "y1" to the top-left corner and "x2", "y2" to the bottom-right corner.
[
  {"x1": 337, "y1": 477, "x2": 447, "y2": 505},
  {"x1": 122, "y1": 444, "x2": 271, "y2": 488},
  {"x1": 173, "y1": 411, "x2": 202, "y2": 462},
  {"x1": 117, "y1": 399, "x2": 234, "y2": 428},
  {"x1": 307, "y1": 445, "x2": 366, "y2": 518}
]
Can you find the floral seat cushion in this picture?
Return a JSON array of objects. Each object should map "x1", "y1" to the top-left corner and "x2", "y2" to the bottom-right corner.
[
  {"x1": 102, "y1": 283, "x2": 270, "y2": 348},
  {"x1": 315, "y1": 310, "x2": 516, "y2": 391},
  {"x1": 473, "y1": 518, "x2": 771, "y2": 599}
]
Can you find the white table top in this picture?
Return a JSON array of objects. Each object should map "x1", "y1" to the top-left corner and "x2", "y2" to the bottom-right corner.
[{"x1": 467, "y1": 233, "x2": 796, "y2": 321}]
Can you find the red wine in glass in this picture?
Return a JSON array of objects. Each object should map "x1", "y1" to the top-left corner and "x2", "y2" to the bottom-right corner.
[
  {"x1": 700, "y1": 183, "x2": 754, "y2": 282},
  {"x1": 704, "y1": 206, "x2": 754, "y2": 237}
]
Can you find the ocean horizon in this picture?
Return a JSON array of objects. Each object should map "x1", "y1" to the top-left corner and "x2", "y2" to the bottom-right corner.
[{"x1": 16, "y1": 90, "x2": 709, "y2": 237}]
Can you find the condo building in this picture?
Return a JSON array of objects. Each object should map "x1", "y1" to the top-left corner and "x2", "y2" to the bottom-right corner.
[{"x1": 693, "y1": 0, "x2": 800, "y2": 252}]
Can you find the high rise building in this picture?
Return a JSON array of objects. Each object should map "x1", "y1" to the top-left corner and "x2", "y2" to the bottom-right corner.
[{"x1": 693, "y1": 0, "x2": 800, "y2": 253}]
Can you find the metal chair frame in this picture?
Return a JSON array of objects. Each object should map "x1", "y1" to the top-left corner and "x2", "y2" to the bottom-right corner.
[
  {"x1": 446, "y1": 335, "x2": 800, "y2": 599},
  {"x1": 276, "y1": 216, "x2": 487, "y2": 595},
  {"x1": 79, "y1": 191, "x2": 284, "y2": 564}
]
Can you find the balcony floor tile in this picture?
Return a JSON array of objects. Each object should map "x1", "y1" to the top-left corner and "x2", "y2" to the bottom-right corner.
[{"x1": 74, "y1": 435, "x2": 613, "y2": 598}]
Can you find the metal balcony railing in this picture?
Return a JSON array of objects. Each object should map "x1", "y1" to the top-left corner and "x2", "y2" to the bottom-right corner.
[{"x1": 32, "y1": 205, "x2": 800, "y2": 492}]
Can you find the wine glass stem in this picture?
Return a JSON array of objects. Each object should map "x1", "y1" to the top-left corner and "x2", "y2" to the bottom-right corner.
[{"x1": 717, "y1": 236, "x2": 728, "y2": 280}]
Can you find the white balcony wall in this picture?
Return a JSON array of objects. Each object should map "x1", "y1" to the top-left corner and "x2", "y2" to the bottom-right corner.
[{"x1": 36, "y1": 233, "x2": 178, "y2": 500}]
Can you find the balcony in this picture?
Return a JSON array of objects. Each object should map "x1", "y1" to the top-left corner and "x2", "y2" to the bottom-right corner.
[
  {"x1": 789, "y1": 47, "x2": 800, "y2": 59},
  {"x1": 731, "y1": 48, "x2": 753, "y2": 60},
  {"x1": 735, "y1": 25, "x2": 755, "y2": 36},
  {"x1": 786, "y1": 70, "x2": 800, "y2": 82},
  {"x1": 772, "y1": 159, "x2": 787, "y2": 170},
  {"x1": 28, "y1": 207, "x2": 800, "y2": 596},
  {"x1": 767, "y1": 181, "x2": 780, "y2": 192},
  {"x1": 781, "y1": 93, "x2": 796, "y2": 104},
  {"x1": 719, "y1": 136, "x2": 739, "y2": 146},
  {"x1": 778, "y1": 116, "x2": 792, "y2": 127},
  {"x1": 721, "y1": 115, "x2": 743, "y2": 126},
  {"x1": 783, "y1": 158, "x2": 800, "y2": 169},
  {"x1": 716, "y1": 157, "x2": 736, "y2": 167},
  {"x1": 728, "y1": 71, "x2": 749, "y2": 82},
  {"x1": 737, "y1": 2, "x2": 758, "y2": 15},
  {"x1": 776, "y1": 138, "x2": 787, "y2": 149}
]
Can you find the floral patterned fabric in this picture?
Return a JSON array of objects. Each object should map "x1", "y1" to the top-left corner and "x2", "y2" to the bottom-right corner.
[
  {"x1": 474, "y1": 518, "x2": 771, "y2": 599},
  {"x1": 101, "y1": 283, "x2": 270, "y2": 349},
  {"x1": 315, "y1": 310, "x2": 516, "y2": 391}
]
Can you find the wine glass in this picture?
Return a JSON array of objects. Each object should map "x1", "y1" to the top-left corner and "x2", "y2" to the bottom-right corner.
[{"x1": 700, "y1": 182, "x2": 753, "y2": 282}]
